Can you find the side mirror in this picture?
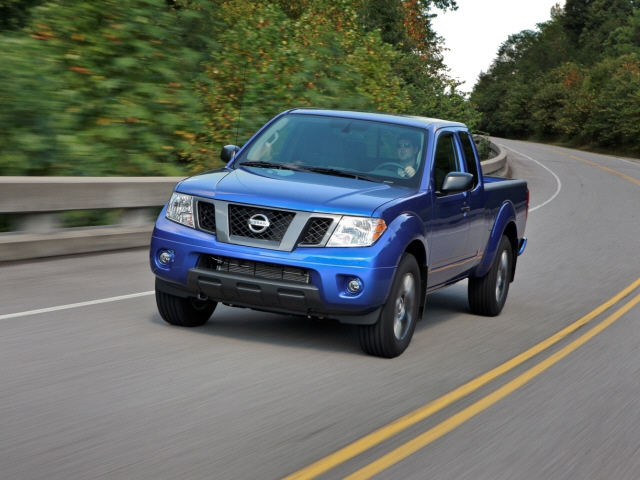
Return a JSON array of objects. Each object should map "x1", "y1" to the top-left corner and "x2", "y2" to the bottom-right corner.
[
  {"x1": 440, "y1": 172, "x2": 474, "y2": 195},
  {"x1": 220, "y1": 145, "x2": 240, "y2": 163}
]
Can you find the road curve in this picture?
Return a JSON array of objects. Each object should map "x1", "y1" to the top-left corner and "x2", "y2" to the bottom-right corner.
[{"x1": 1, "y1": 139, "x2": 640, "y2": 479}]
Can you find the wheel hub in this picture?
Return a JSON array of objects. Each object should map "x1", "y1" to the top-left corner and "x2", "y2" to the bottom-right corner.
[
  {"x1": 393, "y1": 273, "x2": 415, "y2": 341},
  {"x1": 495, "y1": 250, "x2": 509, "y2": 303}
]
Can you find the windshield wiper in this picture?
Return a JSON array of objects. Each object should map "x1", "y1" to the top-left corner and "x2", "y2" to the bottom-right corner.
[
  {"x1": 238, "y1": 162, "x2": 381, "y2": 183},
  {"x1": 303, "y1": 166, "x2": 382, "y2": 183},
  {"x1": 237, "y1": 161, "x2": 308, "y2": 171}
]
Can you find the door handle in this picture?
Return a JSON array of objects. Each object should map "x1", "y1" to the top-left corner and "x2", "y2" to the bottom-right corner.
[{"x1": 461, "y1": 206, "x2": 470, "y2": 213}]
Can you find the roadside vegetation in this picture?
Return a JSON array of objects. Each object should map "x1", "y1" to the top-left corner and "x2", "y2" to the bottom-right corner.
[
  {"x1": 472, "y1": 0, "x2": 640, "y2": 156},
  {"x1": 0, "y1": 0, "x2": 478, "y2": 176}
]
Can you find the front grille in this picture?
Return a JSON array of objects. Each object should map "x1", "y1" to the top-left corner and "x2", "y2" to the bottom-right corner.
[
  {"x1": 197, "y1": 201, "x2": 216, "y2": 233},
  {"x1": 300, "y1": 218, "x2": 333, "y2": 245},
  {"x1": 228, "y1": 204, "x2": 295, "y2": 242},
  {"x1": 201, "y1": 256, "x2": 311, "y2": 284}
]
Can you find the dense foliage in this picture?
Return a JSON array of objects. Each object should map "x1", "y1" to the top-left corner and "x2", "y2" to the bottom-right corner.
[
  {"x1": 1, "y1": 0, "x2": 477, "y2": 176},
  {"x1": 472, "y1": 0, "x2": 640, "y2": 153}
]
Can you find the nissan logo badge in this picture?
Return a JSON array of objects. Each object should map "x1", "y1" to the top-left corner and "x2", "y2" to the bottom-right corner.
[{"x1": 248, "y1": 214, "x2": 270, "y2": 233}]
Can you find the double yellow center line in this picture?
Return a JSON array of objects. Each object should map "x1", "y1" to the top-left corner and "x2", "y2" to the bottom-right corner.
[
  {"x1": 540, "y1": 146, "x2": 640, "y2": 187},
  {"x1": 284, "y1": 279, "x2": 640, "y2": 480},
  {"x1": 284, "y1": 149, "x2": 640, "y2": 479}
]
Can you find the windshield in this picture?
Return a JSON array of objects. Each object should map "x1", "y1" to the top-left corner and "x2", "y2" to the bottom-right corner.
[{"x1": 234, "y1": 113, "x2": 427, "y2": 188}]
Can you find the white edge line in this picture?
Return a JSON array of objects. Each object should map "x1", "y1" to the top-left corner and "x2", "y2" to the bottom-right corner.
[
  {"x1": 0, "y1": 291, "x2": 154, "y2": 320},
  {"x1": 498, "y1": 144, "x2": 562, "y2": 212},
  {"x1": 610, "y1": 157, "x2": 639, "y2": 167}
]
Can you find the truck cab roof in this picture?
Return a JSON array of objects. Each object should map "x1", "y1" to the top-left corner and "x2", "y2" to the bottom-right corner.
[{"x1": 288, "y1": 108, "x2": 467, "y2": 131}]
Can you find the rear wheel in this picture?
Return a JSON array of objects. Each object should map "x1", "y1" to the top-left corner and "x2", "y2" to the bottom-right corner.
[
  {"x1": 468, "y1": 235, "x2": 512, "y2": 316},
  {"x1": 358, "y1": 254, "x2": 420, "y2": 358},
  {"x1": 155, "y1": 288, "x2": 217, "y2": 327}
]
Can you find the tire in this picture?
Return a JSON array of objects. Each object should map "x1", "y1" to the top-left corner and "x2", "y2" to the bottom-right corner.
[
  {"x1": 155, "y1": 287, "x2": 217, "y2": 327},
  {"x1": 358, "y1": 254, "x2": 421, "y2": 358},
  {"x1": 468, "y1": 235, "x2": 512, "y2": 316}
]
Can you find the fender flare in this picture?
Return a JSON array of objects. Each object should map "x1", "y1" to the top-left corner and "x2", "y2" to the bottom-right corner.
[
  {"x1": 378, "y1": 213, "x2": 429, "y2": 315},
  {"x1": 380, "y1": 213, "x2": 428, "y2": 269},
  {"x1": 473, "y1": 201, "x2": 517, "y2": 278}
]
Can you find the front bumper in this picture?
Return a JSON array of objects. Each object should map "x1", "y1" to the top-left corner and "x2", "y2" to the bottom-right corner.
[
  {"x1": 156, "y1": 274, "x2": 381, "y2": 325},
  {"x1": 150, "y1": 216, "x2": 397, "y2": 324},
  {"x1": 186, "y1": 267, "x2": 323, "y2": 311}
]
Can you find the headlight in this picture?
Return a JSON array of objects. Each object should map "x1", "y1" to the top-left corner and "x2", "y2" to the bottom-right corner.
[
  {"x1": 327, "y1": 217, "x2": 387, "y2": 247},
  {"x1": 166, "y1": 193, "x2": 194, "y2": 228}
]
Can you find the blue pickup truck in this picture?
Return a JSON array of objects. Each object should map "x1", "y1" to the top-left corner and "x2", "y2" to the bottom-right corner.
[{"x1": 150, "y1": 109, "x2": 528, "y2": 357}]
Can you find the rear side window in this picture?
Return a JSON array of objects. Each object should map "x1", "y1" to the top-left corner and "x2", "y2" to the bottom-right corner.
[{"x1": 458, "y1": 131, "x2": 479, "y2": 188}]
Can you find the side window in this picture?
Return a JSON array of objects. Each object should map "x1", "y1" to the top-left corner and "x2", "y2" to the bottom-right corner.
[
  {"x1": 458, "y1": 131, "x2": 479, "y2": 188},
  {"x1": 433, "y1": 133, "x2": 461, "y2": 192}
]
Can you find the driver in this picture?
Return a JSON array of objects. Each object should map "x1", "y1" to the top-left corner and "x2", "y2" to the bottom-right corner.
[{"x1": 396, "y1": 132, "x2": 420, "y2": 178}]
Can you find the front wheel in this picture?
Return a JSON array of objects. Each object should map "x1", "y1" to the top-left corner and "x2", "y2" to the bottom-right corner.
[
  {"x1": 156, "y1": 288, "x2": 217, "y2": 327},
  {"x1": 468, "y1": 235, "x2": 512, "y2": 316},
  {"x1": 358, "y1": 254, "x2": 421, "y2": 358}
]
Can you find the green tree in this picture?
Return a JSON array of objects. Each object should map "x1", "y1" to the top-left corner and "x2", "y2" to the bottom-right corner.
[
  {"x1": 0, "y1": 0, "x2": 209, "y2": 176},
  {"x1": 472, "y1": 1, "x2": 640, "y2": 153},
  {"x1": 561, "y1": 0, "x2": 594, "y2": 49},
  {"x1": 471, "y1": 30, "x2": 544, "y2": 136},
  {"x1": 0, "y1": 35, "x2": 62, "y2": 174},
  {"x1": 357, "y1": 0, "x2": 457, "y2": 51},
  {"x1": 1, "y1": 0, "x2": 479, "y2": 176},
  {"x1": 0, "y1": 0, "x2": 42, "y2": 31},
  {"x1": 605, "y1": 8, "x2": 640, "y2": 57},
  {"x1": 355, "y1": 0, "x2": 480, "y2": 128},
  {"x1": 188, "y1": 0, "x2": 411, "y2": 171},
  {"x1": 577, "y1": 0, "x2": 638, "y2": 63},
  {"x1": 583, "y1": 55, "x2": 640, "y2": 149},
  {"x1": 529, "y1": 64, "x2": 591, "y2": 139}
]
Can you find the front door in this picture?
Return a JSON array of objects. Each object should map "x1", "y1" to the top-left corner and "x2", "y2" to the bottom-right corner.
[{"x1": 428, "y1": 132, "x2": 472, "y2": 287}]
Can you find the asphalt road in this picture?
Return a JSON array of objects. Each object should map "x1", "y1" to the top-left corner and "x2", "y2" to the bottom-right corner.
[{"x1": 2, "y1": 139, "x2": 640, "y2": 480}]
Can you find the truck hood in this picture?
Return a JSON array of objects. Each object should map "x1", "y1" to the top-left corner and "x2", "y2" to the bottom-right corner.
[{"x1": 176, "y1": 167, "x2": 412, "y2": 216}]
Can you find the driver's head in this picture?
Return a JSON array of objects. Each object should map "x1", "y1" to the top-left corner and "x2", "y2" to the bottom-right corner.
[{"x1": 396, "y1": 132, "x2": 420, "y2": 164}]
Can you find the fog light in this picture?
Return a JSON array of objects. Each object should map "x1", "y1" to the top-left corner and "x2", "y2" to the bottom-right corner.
[
  {"x1": 158, "y1": 250, "x2": 174, "y2": 265},
  {"x1": 347, "y1": 278, "x2": 363, "y2": 294}
]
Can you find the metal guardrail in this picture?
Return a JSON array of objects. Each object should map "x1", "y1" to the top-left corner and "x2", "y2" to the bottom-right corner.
[
  {"x1": 0, "y1": 144, "x2": 508, "y2": 262},
  {"x1": 0, "y1": 177, "x2": 183, "y2": 262}
]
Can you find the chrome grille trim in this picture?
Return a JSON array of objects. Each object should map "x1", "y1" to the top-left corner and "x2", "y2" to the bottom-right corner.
[
  {"x1": 191, "y1": 197, "x2": 341, "y2": 251},
  {"x1": 228, "y1": 204, "x2": 295, "y2": 242}
]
